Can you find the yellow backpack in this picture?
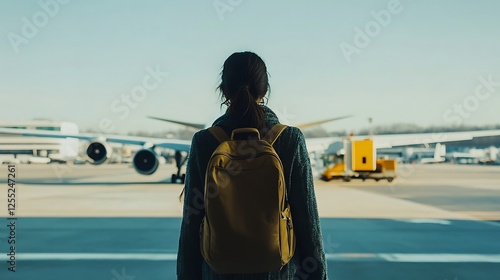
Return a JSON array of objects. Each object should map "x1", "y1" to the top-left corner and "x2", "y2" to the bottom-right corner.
[{"x1": 200, "y1": 124, "x2": 296, "y2": 274}]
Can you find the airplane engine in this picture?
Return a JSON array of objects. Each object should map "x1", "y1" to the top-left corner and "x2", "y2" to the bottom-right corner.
[
  {"x1": 133, "y1": 149, "x2": 159, "y2": 175},
  {"x1": 86, "y1": 141, "x2": 111, "y2": 165}
]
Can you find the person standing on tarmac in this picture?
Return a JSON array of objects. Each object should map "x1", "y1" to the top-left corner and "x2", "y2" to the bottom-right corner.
[{"x1": 177, "y1": 51, "x2": 328, "y2": 280}]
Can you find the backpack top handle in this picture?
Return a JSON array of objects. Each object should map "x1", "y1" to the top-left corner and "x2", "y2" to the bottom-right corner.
[{"x1": 231, "y1": 128, "x2": 261, "y2": 140}]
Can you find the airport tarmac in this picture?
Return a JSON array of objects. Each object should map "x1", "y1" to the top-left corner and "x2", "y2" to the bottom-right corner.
[{"x1": 0, "y1": 163, "x2": 499, "y2": 280}]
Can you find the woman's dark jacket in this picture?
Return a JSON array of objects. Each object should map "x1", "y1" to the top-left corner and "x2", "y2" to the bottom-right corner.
[{"x1": 177, "y1": 106, "x2": 328, "y2": 279}]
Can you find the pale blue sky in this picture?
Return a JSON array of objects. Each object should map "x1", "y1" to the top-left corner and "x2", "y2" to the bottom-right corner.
[{"x1": 1, "y1": 0, "x2": 499, "y2": 134}]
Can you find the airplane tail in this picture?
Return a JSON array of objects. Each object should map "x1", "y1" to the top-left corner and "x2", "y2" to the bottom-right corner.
[{"x1": 434, "y1": 143, "x2": 446, "y2": 160}]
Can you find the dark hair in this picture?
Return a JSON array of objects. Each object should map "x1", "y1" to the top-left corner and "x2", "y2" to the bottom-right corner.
[{"x1": 218, "y1": 51, "x2": 270, "y2": 129}]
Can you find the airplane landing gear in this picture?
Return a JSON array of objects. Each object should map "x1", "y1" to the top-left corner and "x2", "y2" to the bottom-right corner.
[
  {"x1": 171, "y1": 173, "x2": 186, "y2": 184},
  {"x1": 171, "y1": 150, "x2": 188, "y2": 184}
]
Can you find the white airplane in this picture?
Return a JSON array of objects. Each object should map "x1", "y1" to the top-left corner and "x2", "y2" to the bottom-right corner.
[
  {"x1": 1, "y1": 118, "x2": 500, "y2": 183},
  {"x1": 418, "y1": 143, "x2": 447, "y2": 164},
  {"x1": 0, "y1": 115, "x2": 351, "y2": 183},
  {"x1": 446, "y1": 147, "x2": 499, "y2": 164}
]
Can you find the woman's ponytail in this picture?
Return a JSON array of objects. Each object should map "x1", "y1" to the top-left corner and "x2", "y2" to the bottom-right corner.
[{"x1": 227, "y1": 85, "x2": 265, "y2": 129}]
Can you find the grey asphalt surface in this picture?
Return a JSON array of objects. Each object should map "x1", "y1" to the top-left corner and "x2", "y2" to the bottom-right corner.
[
  {"x1": 0, "y1": 164, "x2": 499, "y2": 280},
  {"x1": 1, "y1": 218, "x2": 500, "y2": 280},
  {"x1": 336, "y1": 164, "x2": 500, "y2": 221}
]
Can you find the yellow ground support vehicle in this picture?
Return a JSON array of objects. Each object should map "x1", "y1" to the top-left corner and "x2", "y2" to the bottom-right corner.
[{"x1": 321, "y1": 138, "x2": 397, "y2": 182}]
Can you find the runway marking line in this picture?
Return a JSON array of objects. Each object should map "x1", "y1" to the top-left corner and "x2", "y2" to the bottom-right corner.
[{"x1": 3, "y1": 253, "x2": 500, "y2": 263}]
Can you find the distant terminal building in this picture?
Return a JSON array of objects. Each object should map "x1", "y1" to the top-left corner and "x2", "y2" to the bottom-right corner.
[{"x1": 0, "y1": 120, "x2": 79, "y2": 163}]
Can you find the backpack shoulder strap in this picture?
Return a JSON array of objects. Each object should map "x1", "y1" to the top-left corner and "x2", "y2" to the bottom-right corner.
[
  {"x1": 208, "y1": 126, "x2": 230, "y2": 143},
  {"x1": 263, "y1": 124, "x2": 288, "y2": 145}
]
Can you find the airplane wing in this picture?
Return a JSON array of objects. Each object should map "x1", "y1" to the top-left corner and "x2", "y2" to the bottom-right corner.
[
  {"x1": 0, "y1": 127, "x2": 191, "y2": 152},
  {"x1": 370, "y1": 129, "x2": 500, "y2": 149},
  {"x1": 147, "y1": 115, "x2": 353, "y2": 131},
  {"x1": 307, "y1": 129, "x2": 500, "y2": 154},
  {"x1": 296, "y1": 115, "x2": 353, "y2": 130},
  {"x1": 147, "y1": 116, "x2": 206, "y2": 130}
]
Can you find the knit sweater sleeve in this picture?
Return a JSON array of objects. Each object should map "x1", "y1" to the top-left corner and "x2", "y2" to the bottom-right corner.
[
  {"x1": 288, "y1": 128, "x2": 328, "y2": 279},
  {"x1": 177, "y1": 132, "x2": 204, "y2": 279}
]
